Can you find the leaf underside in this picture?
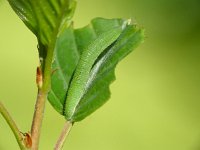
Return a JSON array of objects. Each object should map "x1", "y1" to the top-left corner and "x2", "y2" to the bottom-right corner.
[
  {"x1": 7, "y1": 0, "x2": 76, "y2": 62},
  {"x1": 48, "y1": 18, "x2": 144, "y2": 122}
]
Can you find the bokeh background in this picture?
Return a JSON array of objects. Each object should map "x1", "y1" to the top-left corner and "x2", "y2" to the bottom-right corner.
[{"x1": 0, "y1": 0, "x2": 200, "y2": 149}]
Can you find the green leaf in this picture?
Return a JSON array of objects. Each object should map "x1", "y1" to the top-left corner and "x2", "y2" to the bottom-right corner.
[
  {"x1": 7, "y1": 0, "x2": 76, "y2": 92},
  {"x1": 72, "y1": 25, "x2": 144, "y2": 122},
  {"x1": 48, "y1": 18, "x2": 144, "y2": 122},
  {"x1": 48, "y1": 18, "x2": 125, "y2": 114},
  {"x1": 7, "y1": 0, "x2": 76, "y2": 64}
]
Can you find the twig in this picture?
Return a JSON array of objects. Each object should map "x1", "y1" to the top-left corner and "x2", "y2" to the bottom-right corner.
[
  {"x1": 0, "y1": 101, "x2": 27, "y2": 150},
  {"x1": 54, "y1": 121, "x2": 73, "y2": 150},
  {"x1": 31, "y1": 90, "x2": 47, "y2": 150},
  {"x1": 31, "y1": 65, "x2": 51, "y2": 150}
]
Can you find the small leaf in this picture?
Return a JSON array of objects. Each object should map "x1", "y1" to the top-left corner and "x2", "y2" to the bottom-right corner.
[
  {"x1": 48, "y1": 18, "x2": 126, "y2": 114},
  {"x1": 7, "y1": 0, "x2": 76, "y2": 64},
  {"x1": 48, "y1": 18, "x2": 144, "y2": 122},
  {"x1": 72, "y1": 25, "x2": 144, "y2": 121}
]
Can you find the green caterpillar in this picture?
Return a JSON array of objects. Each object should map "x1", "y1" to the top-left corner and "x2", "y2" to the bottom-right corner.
[{"x1": 64, "y1": 27, "x2": 123, "y2": 120}]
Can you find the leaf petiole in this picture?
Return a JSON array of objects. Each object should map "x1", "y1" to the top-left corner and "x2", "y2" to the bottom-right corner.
[{"x1": 54, "y1": 121, "x2": 73, "y2": 150}]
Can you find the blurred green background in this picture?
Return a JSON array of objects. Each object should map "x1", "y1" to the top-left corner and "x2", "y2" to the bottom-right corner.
[{"x1": 0, "y1": 0, "x2": 200, "y2": 150}]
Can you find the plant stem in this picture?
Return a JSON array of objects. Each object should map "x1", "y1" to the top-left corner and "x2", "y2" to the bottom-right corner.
[
  {"x1": 31, "y1": 90, "x2": 47, "y2": 150},
  {"x1": 0, "y1": 101, "x2": 27, "y2": 150},
  {"x1": 54, "y1": 121, "x2": 73, "y2": 150},
  {"x1": 31, "y1": 42, "x2": 54, "y2": 150}
]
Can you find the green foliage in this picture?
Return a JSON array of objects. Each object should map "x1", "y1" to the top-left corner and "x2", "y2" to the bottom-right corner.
[
  {"x1": 7, "y1": 0, "x2": 144, "y2": 122},
  {"x1": 7, "y1": 0, "x2": 76, "y2": 68},
  {"x1": 48, "y1": 18, "x2": 144, "y2": 122}
]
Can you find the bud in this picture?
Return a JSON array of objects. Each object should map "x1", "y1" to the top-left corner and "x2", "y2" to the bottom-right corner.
[
  {"x1": 36, "y1": 67, "x2": 43, "y2": 89},
  {"x1": 21, "y1": 132, "x2": 32, "y2": 148}
]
